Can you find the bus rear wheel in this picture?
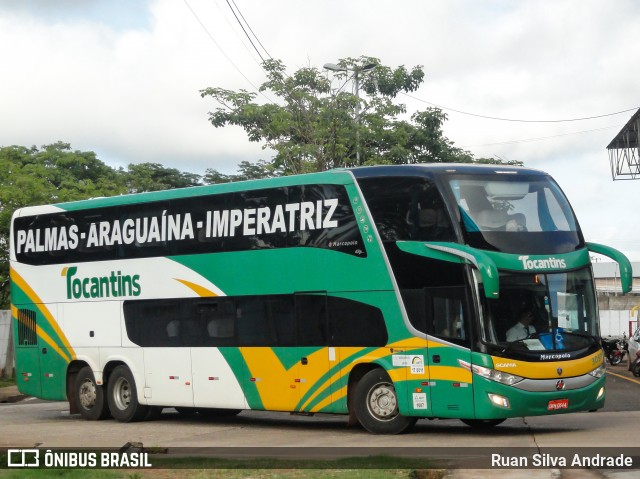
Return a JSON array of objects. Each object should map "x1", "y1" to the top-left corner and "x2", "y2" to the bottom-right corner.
[
  {"x1": 75, "y1": 366, "x2": 110, "y2": 420},
  {"x1": 354, "y1": 369, "x2": 417, "y2": 434},
  {"x1": 107, "y1": 365, "x2": 148, "y2": 422}
]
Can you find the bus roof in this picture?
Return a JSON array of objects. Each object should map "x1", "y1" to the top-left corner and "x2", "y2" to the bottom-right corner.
[
  {"x1": 17, "y1": 169, "x2": 355, "y2": 215},
  {"x1": 14, "y1": 163, "x2": 547, "y2": 217},
  {"x1": 348, "y1": 163, "x2": 548, "y2": 180}
]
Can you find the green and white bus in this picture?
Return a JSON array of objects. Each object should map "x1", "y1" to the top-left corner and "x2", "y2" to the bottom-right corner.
[{"x1": 10, "y1": 164, "x2": 631, "y2": 434}]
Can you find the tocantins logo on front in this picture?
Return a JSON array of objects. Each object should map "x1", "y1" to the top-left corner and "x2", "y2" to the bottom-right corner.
[
  {"x1": 62, "y1": 266, "x2": 141, "y2": 299},
  {"x1": 518, "y1": 256, "x2": 567, "y2": 270}
]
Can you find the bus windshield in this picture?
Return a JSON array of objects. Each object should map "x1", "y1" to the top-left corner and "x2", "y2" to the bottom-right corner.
[
  {"x1": 479, "y1": 267, "x2": 599, "y2": 356},
  {"x1": 448, "y1": 175, "x2": 583, "y2": 254}
]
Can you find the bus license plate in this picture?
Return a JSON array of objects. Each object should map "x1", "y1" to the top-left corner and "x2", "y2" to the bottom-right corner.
[{"x1": 547, "y1": 399, "x2": 569, "y2": 410}]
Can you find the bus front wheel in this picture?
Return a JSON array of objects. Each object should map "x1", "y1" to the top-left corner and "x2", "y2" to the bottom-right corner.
[
  {"x1": 75, "y1": 366, "x2": 110, "y2": 420},
  {"x1": 353, "y1": 369, "x2": 417, "y2": 434},
  {"x1": 107, "y1": 365, "x2": 148, "y2": 422}
]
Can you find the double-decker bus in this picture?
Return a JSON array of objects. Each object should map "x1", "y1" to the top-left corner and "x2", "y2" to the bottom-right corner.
[{"x1": 10, "y1": 164, "x2": 631, "y2": 434}]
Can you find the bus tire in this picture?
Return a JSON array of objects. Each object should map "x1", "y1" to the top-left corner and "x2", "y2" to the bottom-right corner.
[
  {"x1": 460, "y1": 418, "x2": 506, "y2": 428},
  {"x1": 353, "y1": 369, "x2": 417, "y2": 434},
  {"x1": 75, "y1": 366, "x2": 110, "y2": 421},
  {"x1": 107, "y1": 365, "x2": 148, "y2": 422}
]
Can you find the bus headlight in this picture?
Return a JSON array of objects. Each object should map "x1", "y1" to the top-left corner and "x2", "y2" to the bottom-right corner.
[
  {"x1": 458, "y1": 360, "x2": 524, "y2": 386},
  {"x1": 588, "y1": 364, "x2": 606, "y2": 379},
  {"x1": 488, "y1": 393, "x2": 510, "y2": 408}
]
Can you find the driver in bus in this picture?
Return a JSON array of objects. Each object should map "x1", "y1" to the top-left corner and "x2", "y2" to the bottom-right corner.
[{"x1": 506, "y1": 310, "x2": 536, "y2": 342}]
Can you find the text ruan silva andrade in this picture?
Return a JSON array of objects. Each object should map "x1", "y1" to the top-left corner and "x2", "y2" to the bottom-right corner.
[{"x1": 491, "y1": 453, "x2": 634, "y2": 468}]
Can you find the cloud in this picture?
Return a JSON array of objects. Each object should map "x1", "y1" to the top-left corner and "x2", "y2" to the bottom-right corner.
[{"x1": 1, "y1": 0, "x2": 639, "y2": 259}]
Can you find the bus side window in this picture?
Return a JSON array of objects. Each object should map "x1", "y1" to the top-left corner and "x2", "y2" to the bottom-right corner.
[
  {"x1": 237, "y1": 296, "x2": 275, "y2": 346},
  {"x1": 327, "y1": 296, "x2": 387, "y2": 347},
  {"x1": 428, "y1": 288, "x2": 470, "y2": 347},
  {"x1": 296, "y1": 295, "x2": 327, "y2": 346},
  {"x1": 266, "y1": 296, "x2": 296, "y2": 347},
  {"x1": 201, "y1": 299, "x2": 236, "y2": 347}
]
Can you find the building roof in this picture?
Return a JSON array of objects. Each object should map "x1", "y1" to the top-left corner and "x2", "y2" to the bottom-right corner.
[
  {"x1": 592, "y1": 261, "x2": 640, "y2": 278},
  {"x1": 607, "y1": 108, "x2": 640, "y2": 150}
]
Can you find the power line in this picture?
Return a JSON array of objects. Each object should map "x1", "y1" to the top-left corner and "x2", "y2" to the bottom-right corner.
[
  {"x1": 229, "y1": 0, "x2": 272, "y2": 61},
  {"x1": 182, "y1": 0, "x2": 270, "y2": 100},
  {"x1": 402, "y1": 92, "x2": 639, "y2": 123},
  {"x1": 212, "y1": 0, "x2": 263, "y2": 65},
  {"x1": 460, "y1": 124, "x2": 622, "y2": 149},
  {"x1": 225, "y1": 0, "x2": 266, "y2": 63}
]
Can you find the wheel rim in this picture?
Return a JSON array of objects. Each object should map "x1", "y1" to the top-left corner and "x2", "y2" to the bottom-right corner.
[
  {"x1": 112, "y1": 377, "x2": 132, "y2": 411},
  {"x1": 366, "y1": 381, "x2": 398, "y2": 421},
  {"x1": 78, "y1": 379, "x2": 96, "y2": 410}
]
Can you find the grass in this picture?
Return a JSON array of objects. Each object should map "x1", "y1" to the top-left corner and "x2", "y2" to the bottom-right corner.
[
  {"x1": 0, "y1": 377, "x2": 16, "y2": 388},
  {"x1": 0, "y1": 454, "x2": 445, "y2": 479},
  {"x1": 0, "y1": 470, "x2": 443, "y2": 479}
]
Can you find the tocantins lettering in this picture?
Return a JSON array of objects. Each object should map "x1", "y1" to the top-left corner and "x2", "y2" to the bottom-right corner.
[
  {"x1": 64, "y1": 266, "x2": 141, "y2": 299},
  {"x1": 518, "y1": 255, "x2": 567, "y2": 270}
]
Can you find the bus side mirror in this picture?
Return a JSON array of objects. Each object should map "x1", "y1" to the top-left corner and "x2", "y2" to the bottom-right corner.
[
  {"x1": 587, "y1": 242, "x2": 633, "y2": 294},
  {"x1": 396, "y1": 241, "x2": 500, "y2": 299}
]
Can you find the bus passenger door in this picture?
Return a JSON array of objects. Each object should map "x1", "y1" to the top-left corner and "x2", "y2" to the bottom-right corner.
[
  {"x1": 294, "y1": 293, "x2": 333, "y2": 414},
  {"x1": 426, "y1": 287, "x2": 474, "y2": 418},
  {"x1": 142, "y1": 313, "x2": 194, "y2": 408},
  {"x1": 237, "y1": 295, "x2": 300, "y2": 412},
  {"x1": 191, "y1": 300, "x2": 246, "y2": 410}
]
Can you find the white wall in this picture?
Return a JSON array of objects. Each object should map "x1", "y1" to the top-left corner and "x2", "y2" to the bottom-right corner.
[
  {"x1": 0, "y1": 310, "x2": 11, "y2": 373},
  {"x1": 599, "y1": 309, "x2": 638, "y2": 337}
]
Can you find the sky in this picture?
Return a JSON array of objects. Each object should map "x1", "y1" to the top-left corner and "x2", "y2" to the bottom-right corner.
[{"x1": 1, "y1": 0, "x2": 640, "y2": 261}]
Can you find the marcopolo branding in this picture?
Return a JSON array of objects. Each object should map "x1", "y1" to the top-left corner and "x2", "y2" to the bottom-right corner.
[
  {"x1": 518, "y1": 255, "x2": 567, "y2": 270},
  {"x1": 539, "y1": 352, "x2": 572, "y2": 361},
  {"x1": 63, "y1": 267, "x2": 141, "y2": 299}
]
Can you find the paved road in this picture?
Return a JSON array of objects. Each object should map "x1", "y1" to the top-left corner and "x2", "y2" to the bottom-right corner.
[
  {"x1": 1, "y1": 364, "x2": 639, "y2": 477},
  {"x1": 1, "y1": 364, "x2": 639, "y2": 447}
]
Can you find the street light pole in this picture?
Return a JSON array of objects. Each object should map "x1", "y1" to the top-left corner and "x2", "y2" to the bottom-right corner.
[{"x1": 323, "y1": 62, "x2": 375, "y2": 165}]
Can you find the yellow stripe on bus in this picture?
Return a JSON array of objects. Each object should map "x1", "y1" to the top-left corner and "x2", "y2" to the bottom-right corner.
[
  {"x1": 11, "y1": 304, "x2": 71, "y2": 363},
  {"x1": 10, "y1": 269, "x2": 76, "y2": 361},
  {"x1": 310, "y1": 384, "x2": 348, "y2": 413},
  {"x1": 491, "y1": 350, "x2": 603, "y2": 378},
  {"x1": 174, "y1": 278, "x2": 218, "y2": 297}
]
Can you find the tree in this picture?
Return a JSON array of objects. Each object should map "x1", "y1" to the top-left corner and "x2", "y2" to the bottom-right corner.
[
  {"x1": 201, "y1": 56, "x2": 520, "y2": 183},
  {"x1": 0, "y1": 143, "x2": 129, "y2": 307},
  {"x1": 125, "y1": 162, "x2": 201, "y2": 193},
  {"x1": 0, "y1": 144, "x2": 203, "y2": 308}
]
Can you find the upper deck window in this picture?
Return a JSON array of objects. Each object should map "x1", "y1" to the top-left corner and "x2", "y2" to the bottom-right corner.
[
  {"x1": 357, "y1": 177, "x2": 455, "y2": 242},
  {"x1": 447, "y1": 174, "x2": 583, "y2": 254}
]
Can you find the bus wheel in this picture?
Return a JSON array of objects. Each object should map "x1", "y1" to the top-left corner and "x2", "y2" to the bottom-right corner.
[
  {"x1": 460, "y1": 419, "x2": 506, "y2": 428},
  {"x1": 354, "y1": 369, "x2": 417, "y2": 434},
  {"x1": 107, "y1": 365, "x2": 148, "y2": 422},
  {"x1": 75, "y1": 366, "x2": 110, "y2": 420}
]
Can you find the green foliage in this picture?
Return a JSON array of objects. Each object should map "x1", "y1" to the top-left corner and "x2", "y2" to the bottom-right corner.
[
  {"x1": 125, "y1": 162, "x2": 201, "y2": 193},
  {"x1": 200, "y1": 56, "x2": 520, "y2": 182},
  {"x1": 0, "y1": 143, "x2": 202, "y2": 308}
]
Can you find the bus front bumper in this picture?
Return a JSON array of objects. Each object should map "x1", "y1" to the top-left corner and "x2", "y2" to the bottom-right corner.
[{"x1": 471, "y1": 374, "x2": 606, "y2": 419}]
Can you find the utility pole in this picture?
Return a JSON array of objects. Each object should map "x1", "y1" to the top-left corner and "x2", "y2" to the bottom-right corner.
[{"x1": 323, "y1": 62, "x2": 375, "y2": 165}]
